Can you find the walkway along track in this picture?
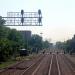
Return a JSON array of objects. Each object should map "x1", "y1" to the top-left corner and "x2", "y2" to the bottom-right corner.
[{"x1": 48, "y1": 54, "x2": 61, "y2": 75}]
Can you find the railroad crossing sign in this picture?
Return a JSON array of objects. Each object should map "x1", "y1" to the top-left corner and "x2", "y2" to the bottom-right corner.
[{"x1": 2, "y1": 9, "x2": 42, "y2": 26}]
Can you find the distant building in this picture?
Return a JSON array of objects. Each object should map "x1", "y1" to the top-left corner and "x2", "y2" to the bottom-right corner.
[{"x1": 19, "y1": 30, "x2": 31, "y2": 41}]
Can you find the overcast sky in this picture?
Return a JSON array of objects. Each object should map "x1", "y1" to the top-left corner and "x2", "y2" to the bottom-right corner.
[{"x1": 0, "y1": 0, "x2": 75, "y2": 43}]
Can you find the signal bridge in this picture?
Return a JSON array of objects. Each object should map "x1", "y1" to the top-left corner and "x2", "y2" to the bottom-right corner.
[{"x1": 2, "y1": 9, "x2": 42, "y2": 26}]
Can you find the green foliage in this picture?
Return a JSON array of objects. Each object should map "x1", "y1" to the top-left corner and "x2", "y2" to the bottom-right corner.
[
  {"x1": 30, "y1": 35, "x2": 42, "y2": 48},
  {"x1": 0, "y1": 16, "x2": 5, "y2": 25},
  {"x1": 57, "y1": 35, "x2": 75, "y2": 54},
  {"x1": 0, "y1": 38, "x2": 11, "y2": 61},
  {"x1": 43, "y1": 40, "x2": 50, "y2": 48},
  {"x1": 65, "y1": 37, "x2": 75, "y2": 54},
  {"x1": 30, "y1": 35, "x2": 42, "y2": 53}
]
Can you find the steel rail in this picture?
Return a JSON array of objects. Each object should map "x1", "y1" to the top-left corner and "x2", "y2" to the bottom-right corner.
[
  {"x1": 56, "y1": 55, "x2": 61, "y2": 75},
  {"x1": 48, "y1": 54, "x2": 53, "y2": 75},
  {"x1": 48, "y1": 54, "x2": 61, "y2": 75}
]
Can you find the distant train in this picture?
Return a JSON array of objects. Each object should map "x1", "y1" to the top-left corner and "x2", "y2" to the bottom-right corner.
[{"x1": 19, "y1": 49, "x2": 29, "y2": 56}]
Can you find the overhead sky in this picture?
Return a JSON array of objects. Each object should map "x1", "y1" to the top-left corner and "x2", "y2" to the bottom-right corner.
[{"x1": 0, "y1": 0, "x2": 75, "y2": 43}]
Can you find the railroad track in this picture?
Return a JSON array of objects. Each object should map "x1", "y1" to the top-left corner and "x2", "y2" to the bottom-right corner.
[
  {"x1": 0, "y1": 54, "x2": 45, "y2": 75},
  {"x1": 63, "y1": 55, "x2": 75, "y2": 70},
  {"x1": 48, "y1": 54, "x2": 61, "y2": 75},
  {"x1": 1, "y1": 53, "x2": 75, "y2": 75},
  {"x1": 23, "y1": 53, "x2": 61, "y2": 75},
  {"x1": 60, "y1": 54, "x2": 75, "y2": 75},
  {"x1": 0, "y1": 53, "x2": 61, "y2": 75},
  {"x1": 21, "y1": 54, "x2": 49, "y2": 75},
  {"x1": 31, "y1": 54, "x2": 52, "y2": 75}
]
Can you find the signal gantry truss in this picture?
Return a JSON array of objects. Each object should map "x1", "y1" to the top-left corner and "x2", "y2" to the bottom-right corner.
[{"x1": 2, "y1": 9, "x2": 42, "y2": 26}]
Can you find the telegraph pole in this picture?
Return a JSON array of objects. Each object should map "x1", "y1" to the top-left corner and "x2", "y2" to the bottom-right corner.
[{"x1": 40, "y1": 33, "x2": 43, "y2": 50}]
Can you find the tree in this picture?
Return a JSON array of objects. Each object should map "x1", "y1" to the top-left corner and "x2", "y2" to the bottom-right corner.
[
  {"x1": 0, "y1": 16, "x2": 5, "y2": 25},
  {"x1": 30, "y1": 34, "x2": 42, "y2": 53},
  {"x1": 0, "y1": 38, "x2": 12, "y2": 61},
  {"x1": 43, "y1": 40, "x2": 50, "y2": 49},
  {"x1": 58, "y1": 35, "x2": 75, "y2": 54}
]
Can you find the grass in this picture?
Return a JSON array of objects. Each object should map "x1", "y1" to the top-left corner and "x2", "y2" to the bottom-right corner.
[
  {"x1": 15, "y1": 54, "x2": 37, "y2": 61},
  {"x1": 0, "y1": 60, "x2": 17, "y2": 69},
  {"x1": 0, "y1": 53, "x2": 37, "y2": 69}
]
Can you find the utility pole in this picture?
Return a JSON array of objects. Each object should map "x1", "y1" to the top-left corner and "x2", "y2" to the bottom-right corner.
[{"x1": 40, "y1": 33, "x2": 43, "y2": 50}]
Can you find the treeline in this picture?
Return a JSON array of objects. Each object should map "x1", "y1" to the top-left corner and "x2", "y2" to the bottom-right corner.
[
  {"x1": 0, "y1": 16, "x2": 51, "y2": 62},
  {"x1": 55, "y1": 35, "x2": 75, "y2": 54},
  {"x1": 0, "y1": 26, "x2": 24, "y2": 61}
]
